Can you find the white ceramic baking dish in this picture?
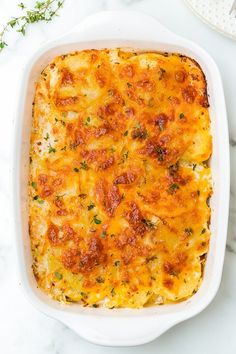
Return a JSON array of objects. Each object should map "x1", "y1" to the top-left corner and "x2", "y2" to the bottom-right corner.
[{"x1": 13, "y1": 11, "x2": 230, "y2": 347}]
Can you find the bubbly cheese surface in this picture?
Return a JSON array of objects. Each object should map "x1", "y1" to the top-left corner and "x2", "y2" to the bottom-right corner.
[{"x1": 29, "y1": 49, "x2": 212, "y2": 308}]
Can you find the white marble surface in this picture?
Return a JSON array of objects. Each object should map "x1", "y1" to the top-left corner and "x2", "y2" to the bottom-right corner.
[{"x1": 0, "y1": 0, "x2": 236, "y2": 353}]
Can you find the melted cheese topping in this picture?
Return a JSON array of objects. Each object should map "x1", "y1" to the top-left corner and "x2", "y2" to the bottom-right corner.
[{"x1": 29, "y1": 49, "x2": 212, "y2": 308}]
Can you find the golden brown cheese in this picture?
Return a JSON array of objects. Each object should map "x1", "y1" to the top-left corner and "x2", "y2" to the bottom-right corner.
[{"x1": 29, "y1": 49, "x2": 212, "y2": 308}]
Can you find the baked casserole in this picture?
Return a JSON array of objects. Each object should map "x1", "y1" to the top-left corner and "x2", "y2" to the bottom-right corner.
[{"x1": 29, "y1": 49, "x2": 212, "y2": 308}]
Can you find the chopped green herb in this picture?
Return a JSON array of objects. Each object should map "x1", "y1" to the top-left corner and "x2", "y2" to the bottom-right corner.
[
  {"x1": 168, "y1": 183, "x2": 179, "y2": 194},
  {"x1": 124, "y1": 130, "x2": 129, "y2": 136},
  {"x1": 201, "y1": 228, "x2": 206, "y2": 234},
  {"x1": 31, "y1": 181, "x2": 37, "y2": 189},
  {"x1": 33, "y1": 195, "x2": 39, "y2": 200},
  {"x1": 80, "y1": 161, "x2": 88, "y2": 170},
  {"x1": 100, "y1": 231, "x2": 107, "y2": 238},
  {"x1": 114, "y1": 260, "x2": 120, "y2": 267},
  {"x1": 92, "y1": 304, "x2": 99, "y2": 308},
  {"x1": 111, "y1": 288, "x2": 116, "y2": 297},
  {"x1": 84, "y1": 116, "x2": 91, "y2": 126},
  {"x1": 48, "y1": 144, "x2": 56, "y2": 153},
  {"x1": 192, "y1": 163, "x2": 197, "y2": 170},
  {"x1": 156, "y1": 146, "x2": 165, "y2": 162},
  {"x1": 54, "y1": 271, "x2": 63, "y2": 280},
  {"x1": 61, "y1": 146, "x2": 67, "y2": 151},
  {"x1": 122, "y1": 151, "x2": 129, "y2": 162},
  {"x1": 179, "y1": 113, "x2": 185, "y2": 119},
  {"x1": 127, "y1": 82, "x2": 132, "y2": 88},
  {"x1": 93, "y1": 215, "x2": 101, "y2": 224},
  {"x1": 73, "y1": 167, "x2": 79, "y2": 172},
  {"x1": 37, "y1": 199, "x2": 44, "y2": 204},
  {"x1": 185, "y1": 227, "x2": 193, "y2": 236},
  {"x1": 44, "y1": 132, "x2": 49, "y2": 141},
  {"x1": 87, "y1": 203, "x2": 95, "y2": 211},
  {"x1": 80, "y1": 291, "x2": 88, "y2": 299},
  {"x1": 142, "y1": 219, "x2": 156, "y2": 229}
]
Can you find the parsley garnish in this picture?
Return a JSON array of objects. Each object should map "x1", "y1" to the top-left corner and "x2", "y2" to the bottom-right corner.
[
  {"x1": 93, "y1": 215, "x2": 101, "y2": 224},
  {"x1": 54, "y1": 271, "x2": 63, "y2": 280},
  {"x1": 142, "y1": 219, "x2": 156, "y2": 229},
  {"x1": 80, "y1": 161, "x2": 88, "y2": 170},
  {"x1": 127, "y1": 82, "x2": 132, "y2": 88},
  {"x1": 201, "y1": 228, "x2": 206, "y2": 234},
  {"x1": 114, "y1": 260, "x2": 120, "y2": 267},
  {"x1": 168, "y1": 183, "x2": 179, "y2": 194},
  {"x1": 38, "y1": 199, "x2": 44, "y2": 204},
  {"x1": 87, "y1": 203, "x2": 95, "y2": 211},
  {"x1": 156, "y1": 146, "x2": 165, "y2": 162},
  {"x1": 48, "y1": 144, "x2": 56, "y2": 153},
  {"x1": 122, "y1": 151, "x2": 129, "y2": 162},
  {"x1": 100, "y1": 231, "x2": 107, "y2": 238},
  {"x1": 44, "y1": 132, "x2": 49, "y2": 141},
  {"x1": 184, "y1": 227, "x2": 193, "y2": 236},
  {"x1": 124, "y1": 130, "x2": 128, "y2": 136},
  {"x1": 73, "y1": 167, "x2": 79, "y2": 172},
  {"x1": 31, "y1": 181, "x2": 37, "y2": 189},
  {"x1": 179, "y1": 113, "x2": 185, "y2": 119},
  {"x1": 84, "y1": 117, "x2": 91, "y2": 126}
]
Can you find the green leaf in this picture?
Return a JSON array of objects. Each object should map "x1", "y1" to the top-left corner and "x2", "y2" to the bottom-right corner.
[
  {"x1": 37, "y1": 199, "x2": 44, "y2": 204},
  {"x1": 73, "y1": 167, "x2": 79, "y2": 172},
  {"x1": 44, "y1": 132, "x2": 49, "y2": 140},
  {"x1": 31, "y1": 181, "x2": 37, "y2": 189},
  {"x1": 48, "y1": 144, "x2": 56, "y2": 153},
  {"x1": 100, "y1": 231, "x2": 107, "y2": 238},
  {"x1": 54, "y1": 271, "x2": 63, "y2": 280},
  {"x1": 8, "y1": 19, "x2": 17, "y2": 28},
  {"x1": 18, "y1": 2, "x2": 26, "y2": 10},
  {"x1": 80, "y1": 161, "x2": 88, "y2": 170},
  {"x1": 168, "y1": 183, "x2": 179, "y2": 194},
  {"x1": 87, "y1": 203, "x2": 95, "y2": 211},
  {"x1": 93, "y1": 215, "x2": 101, "y2": 224}
]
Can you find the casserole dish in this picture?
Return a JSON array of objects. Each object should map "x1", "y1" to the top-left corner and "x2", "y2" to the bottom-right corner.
[{"x1": 14, "y1": 11, "x2": 229, "y2": 346}]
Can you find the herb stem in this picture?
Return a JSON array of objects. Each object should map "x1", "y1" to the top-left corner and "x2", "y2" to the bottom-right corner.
[{"x1": 0, "y1": 0, "x2": 65, "y2": 52}]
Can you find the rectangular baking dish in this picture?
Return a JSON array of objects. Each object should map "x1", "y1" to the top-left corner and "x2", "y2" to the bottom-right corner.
[{"x1": 13, "y1": 11, "x2": 230, "y2": 346}]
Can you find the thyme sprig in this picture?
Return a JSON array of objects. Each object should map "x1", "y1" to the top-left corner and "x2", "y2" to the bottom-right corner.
[{"x1": 0, "y1": 0, "x2": 65, "y2": 52}]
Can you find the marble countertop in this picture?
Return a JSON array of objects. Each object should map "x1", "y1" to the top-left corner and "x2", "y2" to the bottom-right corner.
[{"x1": 0, "y1": 0, "x2": 235, "y2": 353}]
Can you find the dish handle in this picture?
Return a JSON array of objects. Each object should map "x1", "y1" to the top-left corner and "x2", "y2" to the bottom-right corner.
[
  {"x1": 59, "y1": 10, "x2": 181, "y2": 43},
  {"x1": 61, "y1": 313, "x2": 179, "y2": 346}
]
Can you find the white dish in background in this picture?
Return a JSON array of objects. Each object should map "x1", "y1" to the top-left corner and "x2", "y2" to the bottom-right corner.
[
  {"x1": 185, "y1": 0, "x2": 236, "y2": 41},
  {"x1": 13, "y1": 11, "x2": 230, "y2": 346}
]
